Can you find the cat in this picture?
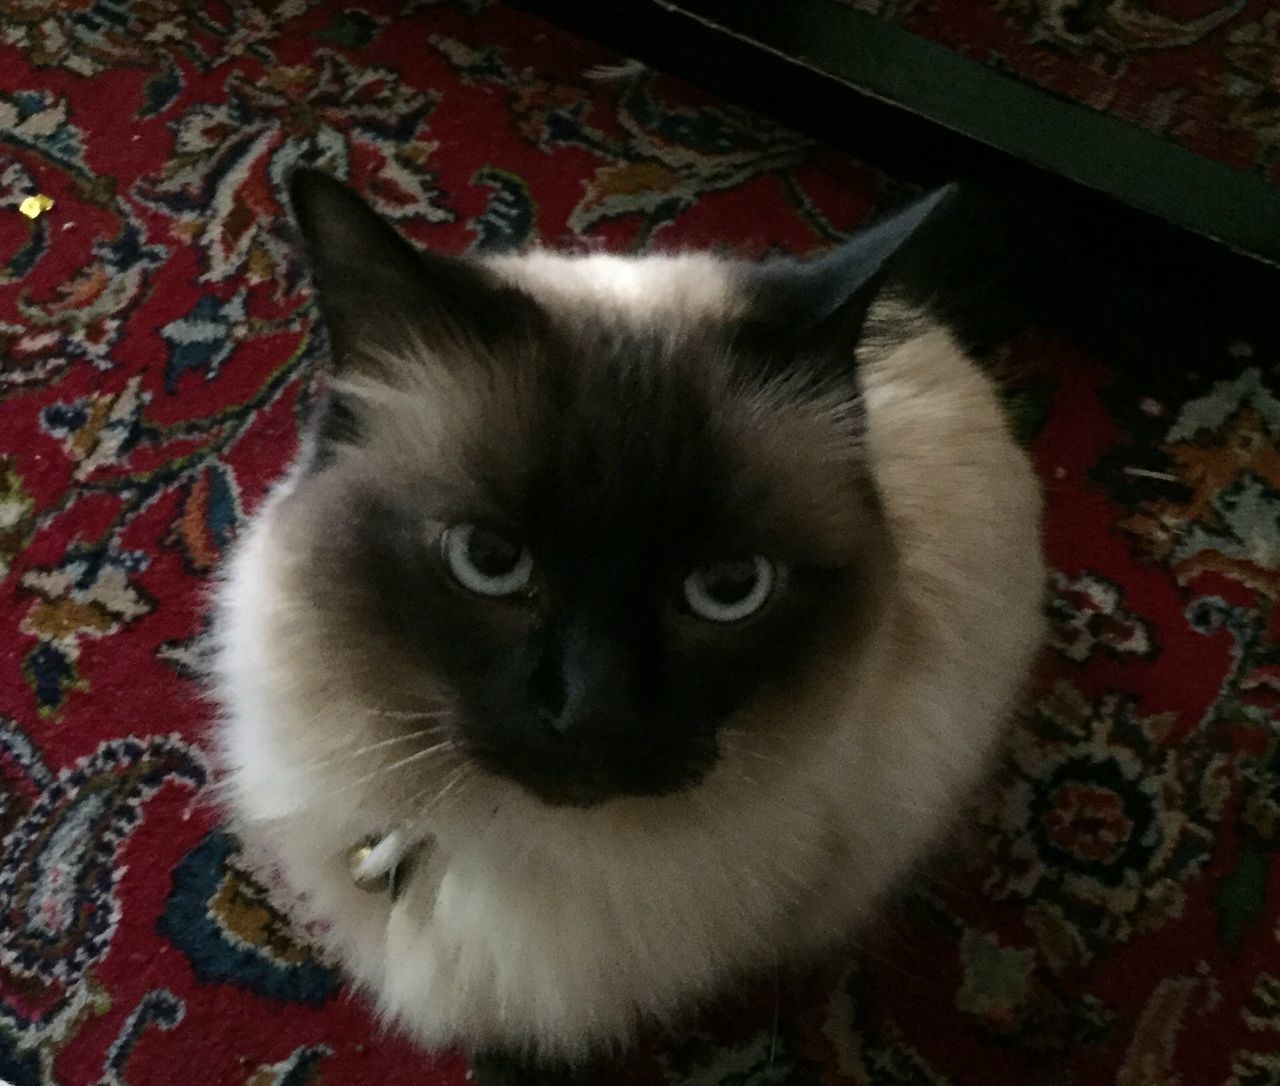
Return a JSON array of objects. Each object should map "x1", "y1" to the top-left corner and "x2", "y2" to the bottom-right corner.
[{"x1": 211, "y1": 169, "x2": 1045, "y2": 1084}]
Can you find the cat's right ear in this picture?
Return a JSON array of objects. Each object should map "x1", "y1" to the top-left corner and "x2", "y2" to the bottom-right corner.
[
  {"x1": 736, "y1": 186, "x2": 958, "y2": 380},
  {"x1": 289, "y1": 169, "x2": 542, "y2": 374}
]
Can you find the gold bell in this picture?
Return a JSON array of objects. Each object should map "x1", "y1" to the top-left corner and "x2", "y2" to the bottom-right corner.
[{"x1": 347, "y1": 839, "x2": 392, "y2": 894}]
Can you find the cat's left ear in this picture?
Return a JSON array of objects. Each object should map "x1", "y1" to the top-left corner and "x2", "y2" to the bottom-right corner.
[
  {"x1": 289, "y1": 169, "x2": 543, "y2": 372},
  {"x1": 288, "y1": 170, "x2": 548, "y2": 466},
  {"x1": 742, "y1": 184, "x2": 957, "y2": 361}
]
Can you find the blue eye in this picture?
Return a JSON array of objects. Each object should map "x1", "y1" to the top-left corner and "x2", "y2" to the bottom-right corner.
[
  {"x1": 683, "y1": 556, "x2": 777, "y2": 622},
  {"x1": 441, "y1": 524, "x2": 533, "y2": 596}
]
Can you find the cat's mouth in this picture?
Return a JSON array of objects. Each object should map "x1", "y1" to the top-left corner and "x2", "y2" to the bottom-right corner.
[{"x1": 467, "y1": 740, "x2": 714, "y2": 809}]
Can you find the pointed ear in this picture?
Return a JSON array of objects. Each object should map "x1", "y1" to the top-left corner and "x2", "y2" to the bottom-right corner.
[
  {"x1": 288, "y1": 169, "x2": 541, "y2": 373},
  {"x1": 742, "y1": 184, "x2": 958, "y2": 365}
]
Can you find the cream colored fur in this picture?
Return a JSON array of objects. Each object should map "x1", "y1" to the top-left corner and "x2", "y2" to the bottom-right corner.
[{"x1": 213, "y1": 253, "x2": 1044, "y2": 1063}]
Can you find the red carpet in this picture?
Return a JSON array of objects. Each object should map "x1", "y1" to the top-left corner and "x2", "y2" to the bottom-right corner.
[{"x1": 3, "y1": 2, "x2": 1280, "y2": 1083}]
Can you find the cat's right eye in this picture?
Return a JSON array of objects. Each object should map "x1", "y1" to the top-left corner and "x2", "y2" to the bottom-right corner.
[
  {"x1": 441, "y1": 524, "x2": 534, "y2": 597},
  {"x1": 683, "y1": 556, "x2": 778, "y2": 623}
]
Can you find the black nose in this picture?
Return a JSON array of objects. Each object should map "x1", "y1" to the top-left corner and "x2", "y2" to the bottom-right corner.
[{"x1": 528, "y1": 621, "x2": 635, "y2": 738}]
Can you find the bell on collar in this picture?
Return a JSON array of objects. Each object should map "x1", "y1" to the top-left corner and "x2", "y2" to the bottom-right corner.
[
  {"x1": 347, "y1": 830, "x2": 432, "y2": 900},
  {"x1": 348, "y1": 836, "x2": 394, "y2": 894}
]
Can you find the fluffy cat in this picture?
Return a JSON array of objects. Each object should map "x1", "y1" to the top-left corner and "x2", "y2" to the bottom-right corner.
[{"x1": 212, "y1": 170, "x2": 1045, "y2": 1083}]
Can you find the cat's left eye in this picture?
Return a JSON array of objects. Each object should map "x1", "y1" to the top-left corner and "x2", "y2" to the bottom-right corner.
[
  {"x1": 441, "y1": 524, "x2": 533, "y2": 597},
  {"x1": 683, "y1": 556, "x2": 777, "y2": 623}
]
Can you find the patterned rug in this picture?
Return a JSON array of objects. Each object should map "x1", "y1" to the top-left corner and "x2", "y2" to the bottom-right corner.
[
  {"x1": 843, "y1": 0, "x2": 1280, "y2": 183},
  {"x1": 2, "y1": 2, "x2": 1279, "y2": 1084}
]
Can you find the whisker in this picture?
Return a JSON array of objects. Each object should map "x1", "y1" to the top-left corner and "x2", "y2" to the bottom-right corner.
[
  {"x1": 364, "y1": 708, "x2": 452, "y2": 721},
  {"x1": 434, "y1": 764, "x2": 472, "y2": 804},
  {"x1": 350, "y1": 738, "x2": 459, "y2": 788},
  {"x1": 202, "y1": 730, "x2": 450, "y2": 808},
  {"x1": 718, "y1": 735, "x2": 787, "y2": 770},
  {"x1": 380, "y1": 739, "x2": 461, "y2": 777},
  {"x1": 427, "y1": 763, "x2": 475, "y2": 817},
  {"x1": 406, "y1": 761, "x2": 474, "y2": 823},
  {"x1": 306, "y1": 728, "x2": 439, "y2": 771},
  {"x1": 720, "y1": 740, "x2": 786, "y2": 768}
]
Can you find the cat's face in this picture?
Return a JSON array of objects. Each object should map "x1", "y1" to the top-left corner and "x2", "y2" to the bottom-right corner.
[
  {"x1": 266, "y1": 172, "x2": 948, "y2": 809},
  {"x1": 281, "y1": 312, "x2": 886, "y2": 807}
]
